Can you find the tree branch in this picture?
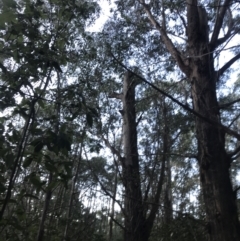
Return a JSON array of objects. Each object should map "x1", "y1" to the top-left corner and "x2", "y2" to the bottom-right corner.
[
  {"x1": 211, "y1": 0, "x2": 233, "y2": 46},
  {"x1": 84, "y1": 149, "x2": 125, "y2": 214},
  {"x1": 109, "y1": 215, "x2": 126, "y2": 231},
  {"x1": 217, "y1": 52, "x2": 240, "y2": 77},
  {"x1": 210, "y1": 7, "x2": 234, "y2": 50},
  {"x1": 219, "y1": 97, "x2": 240, "y2": 109},
  {"x1": 139, "y1": 0, "x2": 190, "y2": 76},
  {"x1": 109, "y1": 92, "x2": 123, "y2": 100},
  {"x1": 110, "y1": 52, "x2": 240, "y2": 141},
  {"x1": 101, "y1": 135, "x2": 124, "y2": 166}
]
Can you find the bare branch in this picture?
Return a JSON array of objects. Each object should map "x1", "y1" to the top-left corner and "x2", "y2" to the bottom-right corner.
[
  {"x1": 219, "y1": 97, "x2": 240, "y2": 109},
  {"x1": 217, "y1": 52, "x2": 240, "y2": 77},
  {"x1": 84, "y1": 148, "x2": 125, "y2": 214},
  {"x1": 177, "y1": 9, "x2": 187, "y2": 33},
  {"x1": 109, "y1": 215, "x2": 126, "y2": 231},
  {"x1": 109, "y1": 92, "x2": 123, "y2": 100},
  {"x1": 211, "y1": 0, "x2": 233, "y2": 46},
  {"x1": 228, "y1": 113, "x2": 240, "y2": 129},
  {"x1": 101, "y1": 135, "x2": 124, "y2": 166},
  {"x1": 211, "y1": 8, "x2": 234, "y2": 49}
]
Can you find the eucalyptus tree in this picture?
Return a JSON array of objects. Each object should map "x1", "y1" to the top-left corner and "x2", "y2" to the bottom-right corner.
[
  {"x1": 101, "y1": 0, "x2": 240, "y2": 240},
  {"x1": 90, "y1": 57, "x2": 196, "y2": 240}
]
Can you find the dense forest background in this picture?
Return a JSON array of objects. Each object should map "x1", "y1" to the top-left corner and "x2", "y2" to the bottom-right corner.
[{"x1": 0, "y1": 0, "x2": 240, "y2": 240}]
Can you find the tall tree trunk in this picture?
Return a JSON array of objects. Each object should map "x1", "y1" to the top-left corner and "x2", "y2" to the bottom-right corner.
[
  {"x1": 109, "y1": 165, "x2": 118, "y2": 241},
  {"x1": 37, "y1": 71, "x2": 62, "y2": 241},
  {"x1": 121, "y1": 71, "x2": 146, "y2": 241},
  {"x1": 141, "y1": 1, "x2": 240, "y2": 239},
  {"x1": 186, "y1": 2, "x2": 240, "y2": 240},
  {"x1": 63, "y1": 144, "x2": 83, "y2": 241},
  {"x1": 163, "y1": 157, "x2": 172, "y2": 223},
  {"x1": 121, "y1": 72, "x2": 167, "y2": 241}
]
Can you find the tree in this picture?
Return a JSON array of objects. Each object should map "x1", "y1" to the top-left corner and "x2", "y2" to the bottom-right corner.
[
  {"x1": 96, "y1": 66, "x2": 194, "y2": 241},
  {"x1": 0, "y1": 0, "x2": 100, "y2": 240},
  {"x1": 1, "y1": 0, "x2": 240, "y2": 240},
  {"x1": 104, "y1": 0, "x2": 240, "y2": 240}
]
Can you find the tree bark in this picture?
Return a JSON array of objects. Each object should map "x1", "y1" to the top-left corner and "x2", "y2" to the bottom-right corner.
[
  {"x1": 37, "y1": 173, "x2": 53, "y2": 241},
  {"x1": 140, "y1": 0, "x2": 240, "y2": 239},
  {"x1": 121, "y1": 71, "x2": 146, "y2": 241},
  {"x1": 163, "y1": 157, "x2": 172, "y2": 223},
  {"x1": 191, "y1": 67, "x2": 240, "y2": 241},
  {"x1": 121, "y1": 72, "x2": 167, "y2": 241},
  {"x1": 63, "y1": 144, "x2": 83, "y2": 241},
  {"x1": 186, "y1": 2, "x2": 240, "y2": 240},
  {"x1": 109, "y1": 166, "x2": 118, "y2": 241}
]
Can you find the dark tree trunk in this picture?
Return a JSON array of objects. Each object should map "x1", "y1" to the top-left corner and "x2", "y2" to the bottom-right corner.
[
  {"x1": 141, "y1": 0, "x2": 240, "y2": 239},
  {"x1": 109, "y1": 167, "x2": 118, "y2": 241},
  {"x1": 37, "y1": 173, "x2": 53, "y2": 241},
  {"x1": 186, "y1": 1, "x2": 240, "y2": 240},
  {"x1": 163, "y1": 157, "x2": 172, "y2": 223},
  {"x1": 121, "y1": 71, "x2": 146, "y2": 241},
  {"x1": 120, "y1": 72, "x2": 168, "y2": 241}
]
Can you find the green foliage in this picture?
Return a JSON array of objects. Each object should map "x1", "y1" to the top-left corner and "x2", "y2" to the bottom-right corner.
[
  {"x1": 0, "y1": 0, "x2": 103, "y2": 240},
  {"x1": 0, "y1": 0, "x2": 239, "y2": 240}
]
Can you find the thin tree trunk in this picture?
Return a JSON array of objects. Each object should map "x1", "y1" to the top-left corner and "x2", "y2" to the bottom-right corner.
[
  {"x1": 0, "y1": 107, "x2": 33, "y2": 221},
  {"x1": 109, "y1": 165, "x2": 118, "y2": 241},
  {"x1": 163, "y1": 157, "x2": 172, "y2": 223},
  {"x1": 47, "y1": 184, "x2": 65, "y2": 239},
  {"x1": 37, "y1": 173, "x2": 53, "y2": 241},
  {"x1": 63, "y1": 144, "x2": 83, "y2": 241},
  {"x1": 37, "y1": 70, "x2": 61, "y2": 241}
]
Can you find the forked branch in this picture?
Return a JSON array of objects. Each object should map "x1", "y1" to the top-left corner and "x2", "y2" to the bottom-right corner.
[
  {"x1": 211, "y1": 0, "x2": 233, "y2": 46},
  {"x1": 139, "y1": 0, "x2": 190, "y2": 76}
]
